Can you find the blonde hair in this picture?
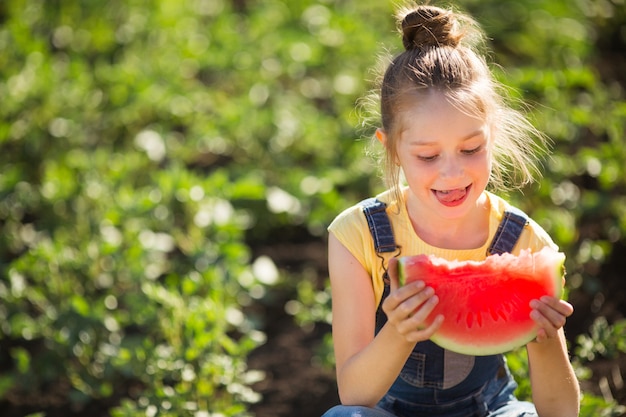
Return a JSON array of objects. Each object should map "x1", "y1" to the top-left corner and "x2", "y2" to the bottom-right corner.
[{"x1": 361, "y1": 4, "x2": 547, "y2": 204}]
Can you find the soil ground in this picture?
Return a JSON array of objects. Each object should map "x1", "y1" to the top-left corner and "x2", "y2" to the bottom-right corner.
[{"x1": 247, "y1": 307, "x2": 339, "y2": 417}]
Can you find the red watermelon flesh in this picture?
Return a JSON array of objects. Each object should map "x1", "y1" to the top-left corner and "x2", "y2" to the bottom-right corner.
[{"x1": 398, "y1": 246, "x2": 565, "y2": 355}]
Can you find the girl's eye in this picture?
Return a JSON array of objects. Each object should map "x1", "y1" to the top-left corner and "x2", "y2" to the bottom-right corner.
[
  {"x1": 417, "y1": 155, "x2": 438, "y2": 162},
  {"x1": 462, "y1": 146, "x2": 482, "y2": 155}
]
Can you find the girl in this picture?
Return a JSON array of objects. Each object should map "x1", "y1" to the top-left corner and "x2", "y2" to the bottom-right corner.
[{"x1": 322, "y1": 4, "x2": 580, "y2": 417}]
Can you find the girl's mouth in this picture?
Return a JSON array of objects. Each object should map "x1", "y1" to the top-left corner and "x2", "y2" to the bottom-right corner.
[{"x1": 433, "y1": 185, "x2": 471, "y2": 207}]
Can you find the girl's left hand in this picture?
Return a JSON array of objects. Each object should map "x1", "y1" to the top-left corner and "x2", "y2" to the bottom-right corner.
[{"x1": 529, "y1": 296, "x2": 574, "y2": 342}]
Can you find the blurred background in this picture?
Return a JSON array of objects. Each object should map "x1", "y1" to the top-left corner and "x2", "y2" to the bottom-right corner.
[{"x1": 0, "y1": 0, "x2": 624, "y2": 416}]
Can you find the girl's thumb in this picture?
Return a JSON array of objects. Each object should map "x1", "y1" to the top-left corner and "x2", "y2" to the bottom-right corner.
[{"x1": 387, "y1": 257, "x2": 400, "y2": 292}]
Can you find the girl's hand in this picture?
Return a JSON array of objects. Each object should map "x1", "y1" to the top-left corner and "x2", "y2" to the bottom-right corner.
[
  {"x1": 381, "y1": 257, "x2": 444, "y2": 343},
  {"x1": 530, "y1": 296, "x2": 574, "y2": 342}
]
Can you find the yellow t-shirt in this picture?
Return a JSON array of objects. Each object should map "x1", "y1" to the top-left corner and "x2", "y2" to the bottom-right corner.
[{"x1": 327, "y1": 187, "x2": 558, "y2": 306}]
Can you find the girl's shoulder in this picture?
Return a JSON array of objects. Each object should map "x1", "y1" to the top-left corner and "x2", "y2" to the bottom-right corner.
[{"x1": 327, "y1": 200, "x2": 367, "y2": 235}]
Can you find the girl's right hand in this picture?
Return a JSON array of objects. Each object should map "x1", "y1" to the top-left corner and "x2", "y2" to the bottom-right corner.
[{"x1": 381, "y1": 257, "x2": 444, "y2": 343}]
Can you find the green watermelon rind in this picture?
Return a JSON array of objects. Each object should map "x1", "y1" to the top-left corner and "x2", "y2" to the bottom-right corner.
[{"x1": 397, "y1": 247, "x2": 566, "y2": 356}]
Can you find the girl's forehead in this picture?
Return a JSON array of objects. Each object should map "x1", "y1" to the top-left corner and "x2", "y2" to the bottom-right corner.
[{"x1": 398, "y1": 95, "x2": 486, "y2": 131}]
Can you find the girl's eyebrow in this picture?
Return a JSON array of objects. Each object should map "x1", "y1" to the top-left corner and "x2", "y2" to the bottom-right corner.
[{"x1": 408, "y1": 129, "x2": 485, "y2": 146}]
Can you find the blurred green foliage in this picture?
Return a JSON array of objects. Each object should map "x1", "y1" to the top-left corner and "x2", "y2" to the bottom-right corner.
[
  {"x1": 576, "y1": 317, "x2": 626, "y2": 362},
  {"x1": 0, "y1": 0, "x2": 625, "y2": 416}
]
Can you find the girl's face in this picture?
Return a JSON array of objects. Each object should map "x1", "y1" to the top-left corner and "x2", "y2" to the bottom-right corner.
[{"x1": 393, "y1": 92, "x2": 492, "y2": 220}]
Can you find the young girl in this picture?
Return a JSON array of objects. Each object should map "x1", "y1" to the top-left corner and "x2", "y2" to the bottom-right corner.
[{"x1": 322, "y1": 4, "x2": 580, "y2": 417}]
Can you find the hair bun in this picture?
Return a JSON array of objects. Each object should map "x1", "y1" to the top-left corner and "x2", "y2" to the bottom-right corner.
[{"x1": 400, "y1": 6, "x2": 462, "y2": 51}]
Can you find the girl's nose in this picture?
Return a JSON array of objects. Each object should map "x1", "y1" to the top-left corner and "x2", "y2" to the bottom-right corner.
[{"x1": 440, "y1": 155, "x2": 463, "y2": 179}]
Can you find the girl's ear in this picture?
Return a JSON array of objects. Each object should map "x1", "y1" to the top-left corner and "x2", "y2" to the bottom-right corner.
[
  {"x1": 375, "y1": 128, "x2": 387, "y2": 147},
  {"x1": 376, "y1": 128, "x2": 400, "y2": 166}
]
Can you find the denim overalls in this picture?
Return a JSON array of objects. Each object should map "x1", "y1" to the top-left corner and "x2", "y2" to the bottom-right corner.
[{"x1": 322, "y1": 198, "x2": 538, "y2": 417}]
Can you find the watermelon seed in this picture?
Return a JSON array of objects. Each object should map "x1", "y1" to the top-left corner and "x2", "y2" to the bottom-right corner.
[
  {"x1": 498, "y1": 309, "x2": 507, "y2": 321},
  {"x1": 490, "y1": 307, "x2": 499, "y2": 322},
  {"x1": 466, "y1": 312, "x2": 473, "y2": 328}
]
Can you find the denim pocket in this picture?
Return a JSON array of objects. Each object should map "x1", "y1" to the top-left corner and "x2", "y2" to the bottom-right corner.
[
  {"x1": 399, "y1": 350, "x2": 426, "y2": 387},
  {"x1": 399, "y1": 350, "x2": 442, "y2": 388}
]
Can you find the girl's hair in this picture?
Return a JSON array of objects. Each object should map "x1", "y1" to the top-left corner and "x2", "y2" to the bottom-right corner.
[{"x1": 362, "y1": 4, "x2": 547, "y2": 203}]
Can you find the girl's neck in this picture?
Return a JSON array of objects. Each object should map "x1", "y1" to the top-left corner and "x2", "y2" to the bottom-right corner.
[{"x1": 405, "y1": 192, "x2": 491, "y2": 250}]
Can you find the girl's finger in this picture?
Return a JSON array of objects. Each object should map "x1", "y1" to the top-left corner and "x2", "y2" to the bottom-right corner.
[
  {"x1": 405, "y1": 314, "x2": 444, "y2": 343},
  {"x1": 386, "y1": 284, "x2": 432, "y2": 322},
  {"x1": 540, "y1": 296, "x2": 574, "y2": 317},
  {"x1": 405, "y1": 293, "x2": 439, "y2": 326},
  {"x1": 383, "y1": 280, "x2": 425, "y2": 312},
  {"x1": 530, "y1": 299, "x2": 569, "y2": 329}
]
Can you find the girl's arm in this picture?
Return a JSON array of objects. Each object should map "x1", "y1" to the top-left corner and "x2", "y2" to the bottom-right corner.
[
  {"x1": 527, "y1": 297, "x2": 580, "y2": 417},
  {"x1": 328, "y1": 233, "x2": 442, "y2": 406}
]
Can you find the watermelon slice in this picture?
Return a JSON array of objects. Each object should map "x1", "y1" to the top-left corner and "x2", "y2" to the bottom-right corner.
[{"x1": 398, "y1": 246, "x2": 566, "y2": 355}]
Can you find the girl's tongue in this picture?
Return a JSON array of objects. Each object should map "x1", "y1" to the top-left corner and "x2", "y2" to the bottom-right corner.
[{"x1": 434, "y1": 187, "x2": 468, "y2": 206}]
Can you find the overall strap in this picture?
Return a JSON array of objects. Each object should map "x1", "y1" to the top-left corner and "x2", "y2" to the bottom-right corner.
[
  {"x1": 487, "y1": 206, "x2": 529, "y2": 255},
  {"x1": 361, "y1": 198, "x2": 397, "y2": 254},
  {"x1": 359, "y1": 198, "x2": 399, "y2": 331}
]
